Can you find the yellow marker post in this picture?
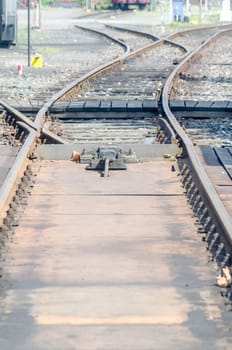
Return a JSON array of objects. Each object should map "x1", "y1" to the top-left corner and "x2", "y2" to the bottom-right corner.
[{"x1": 31, "y1": 53, "x2": 43, "y2": 68}]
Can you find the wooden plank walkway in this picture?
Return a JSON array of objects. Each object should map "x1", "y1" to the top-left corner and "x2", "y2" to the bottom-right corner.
[{"x1": 0, "y1": 160, "x2": 232, "y2": 349}]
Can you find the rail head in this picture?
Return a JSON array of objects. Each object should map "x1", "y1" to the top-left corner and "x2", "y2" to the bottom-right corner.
[
  {"x1": 75, "y1": 24, "x2": 130, "y2": 54},
  {"x1": 34, "y1": 24, "x2": 134, "y2": 133},
  {"x1": 0, "y1": 123, "x2": 37, "y2": 225},
  {"x1": 161, "y1": 28, "x2": 232, "y2": 248},
  {"x1": 167, "y1": 23, "x2": 232, "y2": 40},
  {"x1": 0, "y1": 101, "x2": 38, "y2": 225},
  {"x1": 103, "y1": 23, "x2": 160, "y2": 42},
  {"x1": 165, "y1": 28, "x2": 232, "y2": 96},
  {"x1": 33, "y1": 23, "x2": 204, "y2": 155},
  {"x1": 104, "y1": 24, "x2": 189, "y2": 58},
  {"x1": 0, "y1": 100, "x2": 37, "y2": 131}
]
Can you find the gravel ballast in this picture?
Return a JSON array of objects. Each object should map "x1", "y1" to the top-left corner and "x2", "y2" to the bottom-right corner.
[{"x1": 0, "y1": 8, "x2": 123, "y2": 105}]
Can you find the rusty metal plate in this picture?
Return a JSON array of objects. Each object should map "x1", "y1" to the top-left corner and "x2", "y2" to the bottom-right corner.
[{"x1": 0, "y1": 160, "x2": 232, "y2": 349}]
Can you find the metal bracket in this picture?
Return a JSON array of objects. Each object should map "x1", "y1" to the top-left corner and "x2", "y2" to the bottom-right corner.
[{"x1": 86, "y1": 146, "x2": 127, "y2": 177}]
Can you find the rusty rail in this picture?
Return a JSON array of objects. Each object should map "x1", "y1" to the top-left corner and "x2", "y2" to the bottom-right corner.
[
  {"x1": 0, "y1": 111, "x2": 36, "y2": 225},
  {"x1": 0, "y1": 101, "x2": 37, "y2": 224},
  {"x1": 34, "y1": 24, "x2": 190, "y2": 142},
  {"x1": 1, "y1": 24, "x2": 231, "y2": 256},
  {"x1": 167, "y1": 22, "x2": 232, "y2": 41},
  {"x1": 161, "y1": 29, "x2": 232, "y2": 250},
  {"x1": 104, "y1": 23, "x2": 188, "y2": 56},
  {"x1": 0, "y1": 100, "x2": 37, "y2": 131}
]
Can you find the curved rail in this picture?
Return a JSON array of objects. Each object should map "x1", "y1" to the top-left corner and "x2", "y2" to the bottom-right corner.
[
  {"x1": 0, "y1": 100, "x2": 37, "y2": 131},
  {"x1": 0, "y1": 101, "x2": 37, "y2": 225},
  {"x1": 75, "y1": 24, "x2": 130, "y2": 53},
  {"x1": 104, "y1": 23, "x2": 189, "y2": 57},
  {"x1": 34, "y1": 25, "x2": 132, "y2": 136},
  {"x1": 167, "y1": 22, "x2": 232, "y2": 40},
  {"x1": 35, "y1": 24, "x2": 228, "y2": 142},
  {"x1": 1, "y1": 24, "x2": 231, "y2": 259},
  {"x1": 104, "y1": 23, "x2": 160, "y2": 41},
  {"x1": 161, "y1": 29, "x2": 232, "y2": 248},
  {"x1": 165, "y1": 28, "x2": 232, "y2": 96},
  {"x1": 34, "y1": 24, "x2": 189, "y2": 140}
]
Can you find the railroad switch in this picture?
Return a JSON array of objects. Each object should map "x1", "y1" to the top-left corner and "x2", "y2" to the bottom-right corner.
[
  {"x1": 86, "y1": 146, "x2": 127, "y2": 177},
  {"x1": 70, "y1": 146, "x2": 138, "y2": 176}
]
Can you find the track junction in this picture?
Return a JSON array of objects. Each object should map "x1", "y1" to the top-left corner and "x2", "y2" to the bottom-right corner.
[{"x1": 0, "y1": 9, "x2": 232, "y2": 349}]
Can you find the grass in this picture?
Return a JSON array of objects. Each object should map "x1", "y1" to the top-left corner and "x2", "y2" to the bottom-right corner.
[
  {"x1": 17, "y1": 28, "x2": 62, "y2": 56},
  {"x1": 38, "y1": 46, "x2": 62, "y2": 54},
  {"x1": 154, "y1": 4, "x2": 221, "y2": 27},
  {"x1": 17, "y1": 27, "x2": 50, "y2": 45}
]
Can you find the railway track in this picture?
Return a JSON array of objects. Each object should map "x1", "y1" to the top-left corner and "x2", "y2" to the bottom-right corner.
[
  {"x1": 76, "y1": 23, "x2": 159, "y2": 51},
  {"x1": 0, "y1": 102, "x2": 36, "y2": 236},
  {"x1": 161, "y1": 27, "x2": 232, "y2": 279},
  {"x1": 166, "y1": 28, "x2": 232, "y2": 179},
  {"x1": 177, "y1": 116, "x2": 232, "y2": 147},
  {"x1": 105, "y1": 23, "x2": 219, "y2": 51},
  {"x1": 171, "y1": 30, "x2": 232, "y2": 101},
  {"x1": 0, "y1": 19, "x2": 232, "y2": 349},
  {"x1": 56, "y1": 24, "x2": 187, "y2": 103}
]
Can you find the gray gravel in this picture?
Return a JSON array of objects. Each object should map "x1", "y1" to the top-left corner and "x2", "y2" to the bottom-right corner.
[
  {"x1": 180, "y1": 117, "x2": 232, "y2": 147},
  {"x1": 173, "y1": 32, "x2": 232, "y2": 101},
  {"x1": 0, "y1": 8, "x2": 123, "y2": 105},
  {"x1": 60, "y1": 118, "x2": 157, "y2": 144},
  {"x1": 70, "y1": 43, "x2": 183, "y2": 101},
  {"x1": 1, "y1": 8, "x2": 230, "y2": 106},
  {"x1": 78, "y1": 22, "x2": 156, "y2": 51}
]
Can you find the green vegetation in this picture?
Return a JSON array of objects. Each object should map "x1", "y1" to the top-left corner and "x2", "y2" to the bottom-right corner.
[
  {"x1": 17, "y1": 28, "x2": 42, "y2": 45},
  {"x1": 41, "y1": 0, "x2": 82, "y2": 6},
  {"x1": 40, "y1": 0, "x2": 113, "y2": 10},
  {"x1": 187, "y1": 5, "x2": 220, "y2": 25},
  {"x1": 24, "y1": 1, "x2": 222, "y2": 26},
  {"x1": 38, "y1": 46, "x2": 62, "y2": 54},
  {"x1": 17, "y1": 27, "x2": 50, "y2": 46},
  {"x1": 156, "y1": 3, "x2": 221, "y2": 26},
  {"x1": 95, "y1": 0, "x2": 112, "y2": 10},
  {"x1": 41, "y1": 0, "x2": 55, "y2": 6}
]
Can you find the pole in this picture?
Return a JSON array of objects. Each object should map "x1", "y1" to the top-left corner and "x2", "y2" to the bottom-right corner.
[
  {"x1": 39, "y1": 0, "x2": 41, "y2": 28},
  {"x1": 199, "y1": 0, "x2": 202, "y2": 24},
  {"x1": 27, "y1": 0, "x2": 31, "y2": 67},
  {"x1": 186, "y1": 0, "x2": 190, "y2": 17},
  {"x1": 33, "y1": 1, "x2": 41, "y2": 29},
  {"x1": 86, "y1": 0, "x2": 91, "y2": 11},
  {"x1": 169, "y1": 0, "x2": 173, "y2": 23}
]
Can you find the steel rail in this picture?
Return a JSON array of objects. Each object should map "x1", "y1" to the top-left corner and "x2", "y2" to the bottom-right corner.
[
  {"x1": 107, "y1": 24, "x2": 232, "y2": 66},
  {"x1": 0, "y1": 100, "x2": 37, "y2": 131},
  {"x1": 103, "y1": 23, "x2": 188, "y2": 55},
  {"x1": 75, "y1": 9, "x2": 121, "y2": 20},
  {"x1": 162, "y1": 29, "x2": 232, "y2": 246},
  {"x1": 0, "y1": 121, "x2": 36, "y2": 225},
  {"x1": 42, "y1": 121, "x2": 69, "y2": 144},
  {"x1": 75, "y1": 24, "x2": 130, "y2": 53},
  {"x1": 103, "y1": 23, "x2": 231, "y2": 56},
  {"x1": 104, "y1": 23, "x2": 160, "y2": 41},
  {"x1": 33, "y1": 25, "x2": 132, "y2": 136},
  {"x1": 0, "y1": 100, "x2": 38, "y2": 225},
  {"x1": 34, "y1": 51, "x2": 129, "y2": 134},
  {"x1": 34, "y1": 24, "x2": 228, "y2": 144},
  {"x1": 34, "y1": 24, "x2": 190, "y2": 142},
  {"x1": 167, "y1": 23, "x2": 232, "y2": 40},
  {"x1": 1, "y1": 24, "x2": 130, "y2": 138},
  {"x1": 1, "y1": 24, "x2": 230, "y2": 232},
  {"x1": 166, "y1": 29, "x2": 232, "y2": 94}
]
